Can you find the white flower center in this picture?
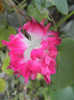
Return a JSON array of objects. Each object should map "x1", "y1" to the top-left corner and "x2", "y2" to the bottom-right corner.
[{"x1": 24, "y1": 35, "x2": 41, "y2": 60}]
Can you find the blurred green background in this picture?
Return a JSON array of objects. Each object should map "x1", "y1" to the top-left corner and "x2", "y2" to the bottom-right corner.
[{"x1": 0, "y1": 0, "x2": 74, "y2": 100}]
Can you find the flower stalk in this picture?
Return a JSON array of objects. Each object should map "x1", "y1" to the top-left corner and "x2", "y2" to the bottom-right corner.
[
  {"x1": 32, "y1": 0, "x2": 41, "y2": 15},
  {"x1": 55, "y1": 11, "x2": 74, "y2": 29}
]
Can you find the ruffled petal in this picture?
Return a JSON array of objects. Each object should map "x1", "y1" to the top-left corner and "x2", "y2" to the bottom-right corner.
[
  {"x1": 46, "y1": 37, "x2": 61, "y2": 46},
  {"x1": 2, "y1": 40, "x2": 9, "y2": 45},
  {"x1": 45, "y1": 55, "x2": 52, "y2": 65},
  {"x1": 48, "y1": 46, "x2": 58, "y2": 58},
  {"x1": 49, "y1": 61, "x2": 56, "y2": 74},
  {"x1": 40, "y1": 19, "x2": 46, "y2": 25},
  {"x1": 47, "y1": 31, "x2": 59, "y2": 37},
  {"x1": 29, "y1": 60, "x2": 41, "y2": 74},
  {"x1": 44, "y1": 75, "x2": 51, "y2": 84},
  {"x1": 41, "y1": 66, "x2": 50, "y2": 75},
  {"x1": 31, "y1": 48, "x2": 44, "y2": 60},
  {"x1": 23, "y1": 17, "x2": 51, "y2": 39}
]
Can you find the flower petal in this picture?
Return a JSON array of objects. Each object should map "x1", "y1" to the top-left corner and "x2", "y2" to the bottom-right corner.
[
  {"x1": 23, "y1": 17, "x2": 51, "y2": 39},
  {"x1": 31, "y1": 48, "x2": 44, "y2": 60},
  {"x1": 47, "y1": 31, "x2": 59, "y2": 37},
  {"x1": 44, "y1": 75, "x2": 51, "y2": 84}
]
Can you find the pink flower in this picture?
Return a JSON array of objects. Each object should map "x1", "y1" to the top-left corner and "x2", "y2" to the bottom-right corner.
[{"x1": 2, "y1": 17, "x2": 61, "y2": 84}]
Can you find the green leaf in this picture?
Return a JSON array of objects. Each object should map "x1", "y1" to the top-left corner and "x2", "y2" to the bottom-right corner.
[
  {"x1": 0, "y1": 25, "x2": 16, "y2": 47},
  {"x1": 34, "y1": 0, "x2": 53, "y2": 8},
  {"x1": 27, "y1": 4, "x2": 41, "y2": 22},
  {"x1": 19, "y1": 4, "x2": 27, "y2": 10},
  {"x1": 60, "y1": 20, "x2": 74, "y2": 39},
  {"x1": 34, "y1": 0, "x2": 44, "y2": 6},
  {"x1": 0, "y1": 50, "x2": 6, "y2": 61},
  {"x1": 27, "y1": 4, "x2": 49, "y2": 22},
  {"x1": 18, "y1": 76, "x2": 25, "y2": 85},
  {"x1": 51, "y1": 0, "x2": 69, "y2": 15},
  {"x1": 71, "y1": 85, "x2": 74, "y2": 95},
  {"x1": 50, "y1": 86, "x2": 74, "y2": 100},
  {"x1": 2, "y1": 57, "x2": 13, "y2": 76},
  {"x1": 34, "y1": 0, "x2": 69, "y2": 15},
  {"x1": 0, "y1": 79, "x2": 6, "y2": 93},
  {"x1": 43, "y1": 88, "x2": 51, "y2": 100},
  {"x1": 51, "y1": 39, "x2": 74, "y2": 89}
]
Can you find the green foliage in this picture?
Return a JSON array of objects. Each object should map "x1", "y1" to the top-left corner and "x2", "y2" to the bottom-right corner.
[
  {"x1": 27, "y1": 4, "x2": 49, "y2": 22},
  {"x1": 50, "y1": 0, "x2": 68, "y2": 15},
  {"x1": 0, "y1": 0, "x2": 74, "y2": 100},
  {"x1": 2, "y1": 56, "x2": 13, "y2": 76},
  {"x1": 61, "y1": 20, "x2": 74, "y2": 39},
  {"x1": 34, "y1": 0, "x2": 52, "y2": 8},
  {"x1": 50, "y1": 86, "x2": 74, "y2": 100},
  {"x1": 51, "y1": 39, "x2": 74, "y2": 89},
  {"x1": 0, "y1": 79, "x2": 6, "y2": 93},
  {"x1": 43, "y1": 87, "x2": 51, "y2": 100},
  {"x1": 6, "y1": 0, "x2": 27, "y2": 11},
  {"x1": 19, "y1": 4, "x2": 27, "y2": 10},
  {"x1": 34, "y1": 0, "x2": 68, "y2": 15},
  {"x1": 27, "y1": 4, "x2": 42, "y2": 22},
  {"x1": 0, "y1": 25, "x2": 16, "y2": 47},
  {"x1": 36, "y1": 73, "x2": 43, "y2": 80},
  {"x1": 17, "y1": 0, "x2": 26, "y2": 8},
  {"x1": 0, "y1": 50, "x2": 6, "y2": 61},
  {"x1": 11, "y1": 93, "x2": 24, "y2": 100}
]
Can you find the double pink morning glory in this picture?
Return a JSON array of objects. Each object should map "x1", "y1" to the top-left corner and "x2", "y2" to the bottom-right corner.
[{"x1": 2, "y1": 17, "x2": 61, "y2": 84}]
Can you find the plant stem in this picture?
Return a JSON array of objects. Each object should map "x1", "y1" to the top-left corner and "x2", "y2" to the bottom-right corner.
[
  {"x1": 55, "y1": 11, "x2": 74, "y2": 29},
  {"x1": 7, "y1": 90, "x2": 10, "y2": 100},
  {"x1": 47, "y1": 15, "x2": 52, "y2": 21},
  {"x1": 8, "y1": 0, "x2": 23, "y2": 25},
  {"x1": 49, "y1": 12, "x2": 56, "y2": 25},
  {"x1": 13, "y1": 0, "x2": 19, "y2": 5},
  {"x1": 1, "y1": 12, "x2": 8, "y2": 28},
  {"x1": 8, "y1": 0, "x2": 25, "y2": 35},
  {"x1": 44, "y1": 0, "x2": 46, "y2": 7},
  {"x1": 32, "y1": 0, "x2": 41, "y2": 15},
  {"x1": 4, "y1": 0, "x2": 30, "y2": 21},
  {"x1": 23, "y1": 83, "x2": 27, "y2": 100},
  {"x1": 18, "y1": 0, "x2": 26, "y2": 8}
]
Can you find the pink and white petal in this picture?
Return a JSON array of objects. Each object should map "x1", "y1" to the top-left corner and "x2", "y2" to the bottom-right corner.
[
  {"x1": 23, "y1": 19, "x2": 49, "y2": 39},
  {"x1": 29, "y1": 60, "x2": 41, "y2": 74},
  {"x1": 40, "y1": 19, "x2": 46, "y2": 26},
  {"x1": 45, "y1": 55, "x2": 52, "y2": 65},
  {"x1": 2, "y1": 40, "x2": 9, "y2": 45},
  {"x1": 16, "y1": 27, "x2": 23, "y2": 35},
  {"x1": 47, "y1": 31, "x2": 59, "y2": 37},
  {"x1": 31, "y1": 48, "x2": 44, "y2": 60},
  {"x1": 41, "y1": 40, "x2": 48, "y2": 49},
  {"x1": 46, "y1": 23, "x2": 51, "y2": 31},
  {"x1": 4, "y1": 34, "x2": 29, "y2": 52},
  {"x1": 24, "y1": 71, "x2": 30, "y2": 83},
  {"x1": 49, "y1": 62, "x2": 56, "y2": 74},
  {"x1": 41, "y1": 66, "x2": 50, "y2": 75},
  {"x1": 44, "y1": 74, "x2": 51, "y2": 84},
  {"x1": 49, "y1": 46, "x2": 58, "y2": 58},
  {"x1": 46, "y1": 37, "x2": 61, "y2": 46},
  {"x1": 31, "y1": 16, "x2": 36, "y2": 22}
]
